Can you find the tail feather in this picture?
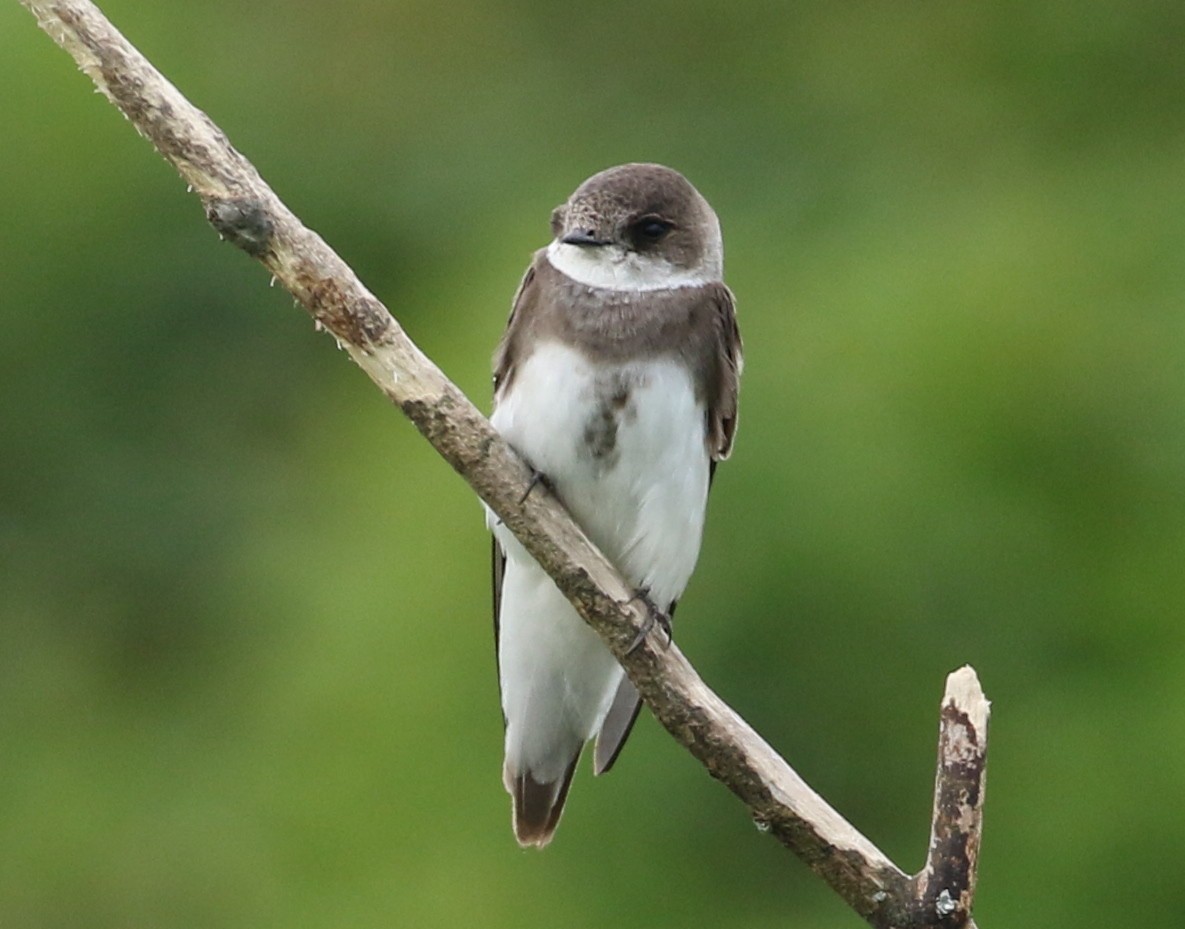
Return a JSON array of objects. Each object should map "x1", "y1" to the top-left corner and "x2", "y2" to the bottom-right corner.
[{"x1": 505, "y1": 751, "x2": 582, "y2": 848}]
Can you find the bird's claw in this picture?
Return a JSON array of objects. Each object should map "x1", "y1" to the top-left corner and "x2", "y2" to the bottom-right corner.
[
  {"x1": 519, "y1": 467, "x2": 554, "y2": 504},
  {"x1": 625, "y1": 587, "x2": 672, "y2": 654}
]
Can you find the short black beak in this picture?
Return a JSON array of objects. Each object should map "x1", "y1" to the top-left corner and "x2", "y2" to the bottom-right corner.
[{"x1": 561, "y1": 230, "x2": 609, "y2": 247}]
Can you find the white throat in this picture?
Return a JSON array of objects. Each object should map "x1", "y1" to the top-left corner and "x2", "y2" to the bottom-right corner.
[{"x1": 545, "y1": 240, "x2": 717, "y2": 292}]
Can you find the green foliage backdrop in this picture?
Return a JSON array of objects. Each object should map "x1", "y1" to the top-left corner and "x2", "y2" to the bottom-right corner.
[{"x1": 3, "y1": 2, "x2": 1184, "y2": 926}]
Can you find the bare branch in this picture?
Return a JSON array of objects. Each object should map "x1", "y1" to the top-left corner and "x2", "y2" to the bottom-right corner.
[
  {"x1": 20, "y1": 2, "x2": 989, "y2": 925},
  {"x1": 914, "y1": 666, "x2": 990, "y2": 926}
]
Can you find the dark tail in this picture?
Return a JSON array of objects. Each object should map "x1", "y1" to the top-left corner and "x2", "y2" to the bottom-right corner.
[{"x1": 505, "y1": 751, "x2": 581, "y2": 847}]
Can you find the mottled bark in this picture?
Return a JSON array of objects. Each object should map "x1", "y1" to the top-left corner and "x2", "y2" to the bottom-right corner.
[
  {"x1": 913, "y1": 667, "x2": 990, "y2": 926},
  {"x1": 19, "y1": 3, "x2": 990, "y2": 925}
]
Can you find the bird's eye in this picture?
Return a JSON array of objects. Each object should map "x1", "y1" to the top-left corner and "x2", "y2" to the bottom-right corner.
[{"x1": 634, "y1": 216, "x2": 673, "y2": 241}]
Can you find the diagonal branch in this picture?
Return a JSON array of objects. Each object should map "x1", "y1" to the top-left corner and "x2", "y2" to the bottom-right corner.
[{"x1": 19, "y1": 2, "x2": 989, "y2": 926}]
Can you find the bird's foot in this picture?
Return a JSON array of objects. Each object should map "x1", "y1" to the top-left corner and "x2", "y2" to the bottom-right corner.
[
  {"x1": 625, "y1": 587, "x2": 672, "y2": 654},
  {"x1": 519, "y1": 467, "x2": 554, "y2": 505}
]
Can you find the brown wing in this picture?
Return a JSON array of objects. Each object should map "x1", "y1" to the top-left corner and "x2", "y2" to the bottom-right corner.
[
  {"x1": 707, "y1": 284, "x2": 743, "y2": 463},
  {"x1": 492, "y1": 260, "x2": 540, "y2": 404},
  {"x1": 593, "y1": 678, "x2": 641, "y2": 774},
  {"x1": 492, "y1": 536, "x2": 507, "y2": 722}
]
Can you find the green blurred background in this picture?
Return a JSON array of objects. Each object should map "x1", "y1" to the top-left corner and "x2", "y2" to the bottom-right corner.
[{"x1": 3, "y1": 1, "x2": 1184, "y2": 926}]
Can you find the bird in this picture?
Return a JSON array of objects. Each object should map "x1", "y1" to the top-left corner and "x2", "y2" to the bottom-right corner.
[{"x1": 487, "y1": 163, "x2": 742, "y2": 847}]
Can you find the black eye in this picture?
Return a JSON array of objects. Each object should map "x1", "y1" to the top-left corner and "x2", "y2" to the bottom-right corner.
[{"x1": 633, "y1": 216, "x2": 673, "y2": 242}]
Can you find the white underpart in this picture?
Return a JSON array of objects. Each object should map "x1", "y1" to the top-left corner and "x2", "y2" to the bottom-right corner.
[
  {"x1": 546, "y1": 239, "x2": 718, "y2": 292},
  {"x1": 488, "y1": 341, "x2": 711, "y2": 782}
]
